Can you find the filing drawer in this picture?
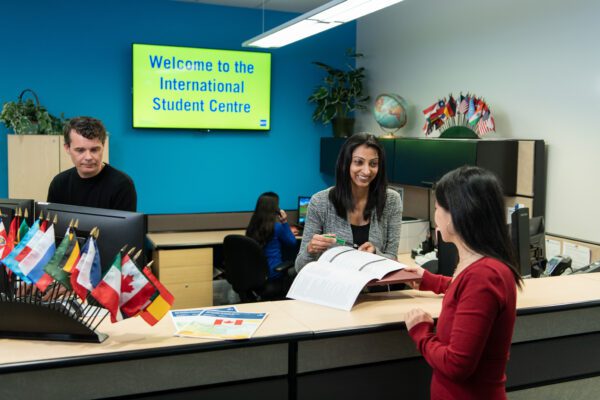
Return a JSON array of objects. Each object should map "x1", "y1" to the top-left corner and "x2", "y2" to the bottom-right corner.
[
  {"x1": 152, "y1": 248, "x2": 214, "y2": 308},
  {"x1": 167, "y1": 281, "x2": 213, "y2": 310}
]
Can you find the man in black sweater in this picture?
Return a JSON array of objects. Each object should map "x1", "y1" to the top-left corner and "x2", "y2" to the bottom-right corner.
[{"x1": 47, "y1": 117, "x2": 137, "y2": 212}]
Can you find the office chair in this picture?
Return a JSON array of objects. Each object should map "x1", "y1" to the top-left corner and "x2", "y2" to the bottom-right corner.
[{"x1": 223, "y1": 234, "x2": 294, "y2": 303}]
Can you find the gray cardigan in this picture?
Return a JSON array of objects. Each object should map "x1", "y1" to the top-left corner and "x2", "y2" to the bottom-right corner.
[{"x1": 295, "y1": 187, "x2": 402, "y2": 272}]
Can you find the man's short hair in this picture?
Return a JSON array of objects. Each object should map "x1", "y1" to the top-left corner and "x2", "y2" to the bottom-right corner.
[{"x1": 64, "y1": 116, "x2": 107, "y2": 146}]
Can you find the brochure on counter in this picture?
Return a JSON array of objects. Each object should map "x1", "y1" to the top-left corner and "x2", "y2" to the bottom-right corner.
[{"x1": 170, "y1": 307, "x2": 268, "y2": 340}]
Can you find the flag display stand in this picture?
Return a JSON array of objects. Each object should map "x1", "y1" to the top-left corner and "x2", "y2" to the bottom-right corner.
[
  {"x1": 439, "y1": 126, "x2": 479, "y2": 139},
  {"x1": 423, "y1": 93, "x2": 496, "y2": 137},
  {"x1": 0, "y1": 271, "x2": 108, "y2": 343}
]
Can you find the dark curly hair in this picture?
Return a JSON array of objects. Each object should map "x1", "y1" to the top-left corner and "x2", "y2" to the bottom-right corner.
[{"x1": 63, "y1": 116, "x2": 107, "y2": 146}]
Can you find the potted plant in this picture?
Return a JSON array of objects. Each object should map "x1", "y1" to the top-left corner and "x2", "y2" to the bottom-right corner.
[
  {"x1": 308, "y1": 49, "x2": 370, "y2": 138},
  {"x1": 2, "y1": 89, "x2": 70, "y2": 201},
  {"x1": 0, "y1": 89, "x2": 62, "y2": 135}
]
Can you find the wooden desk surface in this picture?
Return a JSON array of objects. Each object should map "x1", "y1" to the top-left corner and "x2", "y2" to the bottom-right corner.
[
  {"x1": 147, "y1": 230, "x2": 246, "y2": 248},
  {"x1": 0, "y1": 301, "x2": 311, "y2": 368},
  {"x1": 2, "y1": 273, "x2": 600, "y2": 369},
  {"x1": 147, "y1": 230, "x2": 302, "y2": 249}
]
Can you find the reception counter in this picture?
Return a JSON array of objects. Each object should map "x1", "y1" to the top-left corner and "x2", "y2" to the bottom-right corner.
[{"x1": 2, "y1": 274, "x2": 600, "y2": 400}]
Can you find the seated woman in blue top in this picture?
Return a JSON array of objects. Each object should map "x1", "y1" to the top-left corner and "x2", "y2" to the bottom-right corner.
[{"x1": 246, "y1": 192, "x2": 297, "y2": 280}]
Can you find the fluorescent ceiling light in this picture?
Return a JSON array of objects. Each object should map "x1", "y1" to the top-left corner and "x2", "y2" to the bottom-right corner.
[{"x1": 243, "y1": 0, "x2": 403, "y2": 48}]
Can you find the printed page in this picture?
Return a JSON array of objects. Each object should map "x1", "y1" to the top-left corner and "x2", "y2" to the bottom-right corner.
[
  {"x1": 562, "y1": 242, "x2": 591, "y2": 269},
  {"x1": 319, "y1": 246, "x2": 404, "y2": 279},
  {"x1": 545, "y1": 239, "x2": 561, "y2": 259},
  {"x1": 286, "y1": 247, "x2": 406, "y2": 311},
  {"x1": 286, "y1": 260, "x2": 369, "y2": 311}
]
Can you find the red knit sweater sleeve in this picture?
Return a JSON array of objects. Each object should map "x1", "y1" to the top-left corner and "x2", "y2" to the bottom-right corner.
[
  {"x1": 408, "y1": 267, "x2": 505, "y2": 381},
  {"x1": 419, "y1": 270, "x2": 452, "y2": 294}
]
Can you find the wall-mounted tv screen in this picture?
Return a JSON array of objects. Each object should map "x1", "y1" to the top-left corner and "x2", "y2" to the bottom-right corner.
[{"x1": 132, "y1": 43, "x2": 271, "y2": 130}]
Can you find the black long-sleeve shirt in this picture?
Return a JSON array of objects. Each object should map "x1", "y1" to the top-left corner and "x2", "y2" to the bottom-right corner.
[{"x1": 47, "y1": 164, "x2": 137, "y2": 212}]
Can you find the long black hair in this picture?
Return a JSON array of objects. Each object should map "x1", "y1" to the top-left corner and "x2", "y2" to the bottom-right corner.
[
  {"x1": 435, "y1": 166, "x2": 523, "y2": 287},
  {"x1": 329, "y1": 133, "x2": 388, "y2": 221},
  {"x1": 246, "y1": 192, "x2": 279, "y2": 247}
]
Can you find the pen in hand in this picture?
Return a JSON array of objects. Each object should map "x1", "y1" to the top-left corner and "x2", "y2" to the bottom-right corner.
[{"x1": 324, "y1": 234, "x2": 358, "y2": 249}]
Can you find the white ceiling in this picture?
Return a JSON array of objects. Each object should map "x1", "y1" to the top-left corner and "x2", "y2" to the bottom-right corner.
[{"x1": 174, "y1": 0, "x2": 329, "y2": 13}]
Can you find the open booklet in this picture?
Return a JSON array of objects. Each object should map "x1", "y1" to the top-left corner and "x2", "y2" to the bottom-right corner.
[{"x1": 287, "y1": 246, "x2": 420, "y2": 311}]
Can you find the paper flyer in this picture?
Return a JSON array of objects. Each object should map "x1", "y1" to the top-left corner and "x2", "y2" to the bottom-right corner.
[{"x1": 170, "y1": 307, "x2": 268, "y2": 340}]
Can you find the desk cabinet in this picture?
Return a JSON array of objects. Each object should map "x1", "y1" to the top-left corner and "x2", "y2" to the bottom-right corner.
[
  {"x1": 393, "y1": 138, "x2": 518, "y2": 194},
  {"x1": 320, "y1": 137, "x2": 545, "y2": 216},
  {"x1": 8, "y1": 134, "x2": 109, "y2": 201},
  {"x1": 152, "y1": 248, "x2": 213, "y2": 309}
]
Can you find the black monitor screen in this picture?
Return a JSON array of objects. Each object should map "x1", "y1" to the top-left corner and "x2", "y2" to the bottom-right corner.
[
  {"x1": 510, "y1": 208, "x2": 531, "y2": 277},
  {"x1": 437, "y1": 210, "x2": 542, "y2": 279},
  {"x1": 529, "y1": 216, "x2": 545, "y2": 259},
  {"x1": 298, "y1": 196, "x2": 310, "y2": 226},
  {"x1": 437, "y1": 230, "x2": 458, "y2": 277},
  {"x1": 34, "y1": 202, "x2": 146, "y2": 272},
  {"x1": 0, "y1": 198, "x2": 34, "y2": 229}
]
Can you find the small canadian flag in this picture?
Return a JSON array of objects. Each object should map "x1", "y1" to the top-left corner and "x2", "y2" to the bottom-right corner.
[{"x1": 214, "y1": 319, "x2": 243, "y2": 326}]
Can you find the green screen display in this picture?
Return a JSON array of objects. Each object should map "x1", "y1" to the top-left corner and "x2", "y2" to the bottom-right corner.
[{"x1": 133, "y1": 44, "x2": 271, "y2": 130}]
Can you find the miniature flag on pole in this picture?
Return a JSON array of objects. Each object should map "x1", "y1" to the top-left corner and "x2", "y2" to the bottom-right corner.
[
  {"x1": 7, "y1": 222, "x2": 55, "y2": 286},
  {"x1": 120, "y1": 254, "x2": 156, "y2": 317},
  {"x1": 447, "y1": 95, "x2": 457, "y2": 117},
  {"x1": 71, "y1": 236, "x2": 101, "y2": 300},
  {"x1": 422, "y1": 101, "x2": 438, "y2": 116},
  {"x1": 22, "y1": 224, "x2": 57, "y2": 291},
  {"x1": 5, "y1": 215, "x2": 19, "y2": 253},
  {"x1": 12, "y1": 211, "x2": 21, "y2": 244},
  {"x1": 466, "y1": 96, "x2": 475, "y2": 121},
  {"x1": 2, "y1": 216, "x2": 26, "y2": 275},
  {"x1": 0, "y1": 220, "x2": 7, "y2": 259},
  {"x1": 62, "y1": 236, "x2": 81, "y2": 273},
  {"x1": 91, "y1": 252, "x2": 123, "y2": 323},
  {"x1": 17, "y1": 217, "x2": 30, "y2": 242},
  {"x1": 486, "y1": 115, "x2": 496, "y2": 131},
  {"x1": 2, "y1": 220, "x2": 41, "y2": 276},
  {"x1": 457, "y1": 94, "x2": 468, "y2": 114},
  {"x1": 139, "y1": 263, "x2": 175, "y2": 326},
  {"x1": 468, "y1": 101, "x2": 484, "y2": 127},
  {"x1": 44, "y1": 227, "x2": 75, "y2": 290}
]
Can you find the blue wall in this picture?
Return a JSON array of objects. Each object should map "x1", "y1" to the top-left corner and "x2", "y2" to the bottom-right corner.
[{"x1": 0, "y1": 0, "x2": 353, "y2": 213}]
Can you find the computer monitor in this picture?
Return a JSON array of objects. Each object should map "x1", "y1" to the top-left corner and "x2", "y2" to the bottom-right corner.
[
  {"x1": 297, "y1": 196, "x2": 311, "y2": 226},
  {"x1": 511, "y1": 207, "x2": 531, "y2": 277},
  {"x1": 437, "y1": 208, "x2": 542, "y2": 279},
  {"x1": 529, "y1": 216, "x2": 545, "y2": 259},
  {"x1": 0, "y1": 198, "x2": 34, "y2": 229},
  {"x1": 34, "y1": 202, "x2": 146, "y2": 273}
]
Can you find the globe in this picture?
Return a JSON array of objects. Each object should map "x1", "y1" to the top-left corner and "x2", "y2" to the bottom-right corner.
[{"x1": 373, "y1": 93, "x2": 408, "y2": 134}]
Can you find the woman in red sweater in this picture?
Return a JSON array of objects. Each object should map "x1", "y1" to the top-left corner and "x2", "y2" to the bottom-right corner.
[{"x1": 404, "y1": 166, "x2": 523, "y2": 400}]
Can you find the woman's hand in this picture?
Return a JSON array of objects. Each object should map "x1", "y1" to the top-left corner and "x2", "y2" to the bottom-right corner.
[
  {"x1": 405, "y1": 308, "x2": 434, "y2": 331},
  {"x1": 307, "y1": 234, "x2": 336, "y2": 254},
  {"x1": 403, "y1": 266, "x2": 426, "y2": 289},
  {"x1": 358, "y1": 241, "x2": 376, "y2": 253},
  {"x1": 278, "y1": 209, "x2": 288, "y2": 224}
]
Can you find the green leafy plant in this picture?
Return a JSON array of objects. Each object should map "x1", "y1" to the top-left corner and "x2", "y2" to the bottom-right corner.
[
  {"x1": 0, "y1": 90, "x2": 63, "y2": 135},
  {"x1": 308, "y1": 49, "x2": 370, "y2": 125}
]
